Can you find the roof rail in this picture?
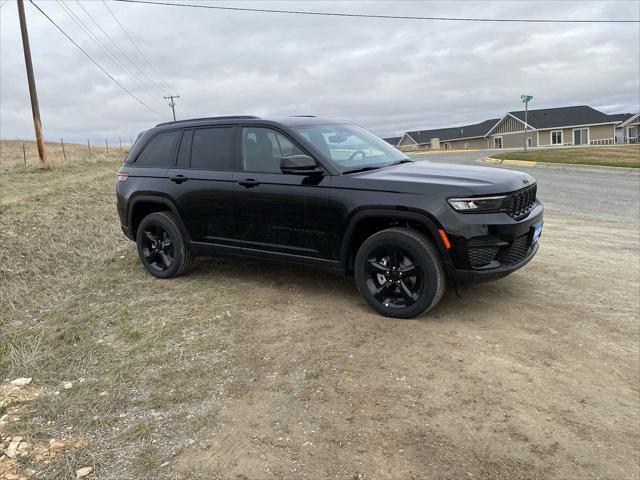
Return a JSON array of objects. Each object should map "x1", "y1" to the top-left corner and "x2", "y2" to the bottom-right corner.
[
  {"x1": 290, "y1": 115, "x2": 316, "y2": 117},
  {"x1": 155, "y1": 115, "x2": 260, "y2": 127}
]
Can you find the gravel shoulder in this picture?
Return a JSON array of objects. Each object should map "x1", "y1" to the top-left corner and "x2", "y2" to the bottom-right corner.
[{"x1": 1, "y1": 158, "x2": 638, "y2": 479}]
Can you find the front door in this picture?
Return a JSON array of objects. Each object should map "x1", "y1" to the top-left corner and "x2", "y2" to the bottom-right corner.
[
  {"x1": 494, "y1": 136, "x2": 503, "y2": 149},
  {"x1": 234, "y1": 126, "x2": 332, "y2": 258}
]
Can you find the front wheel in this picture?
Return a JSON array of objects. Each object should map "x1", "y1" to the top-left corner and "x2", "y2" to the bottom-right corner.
[{"x1": 354, "y1": 227, "x2": 446, "y2": 318}]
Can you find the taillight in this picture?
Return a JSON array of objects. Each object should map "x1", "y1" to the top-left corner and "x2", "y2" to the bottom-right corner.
[{"x1": 117, "y1": 173, "x2": 128, "y2": 182}]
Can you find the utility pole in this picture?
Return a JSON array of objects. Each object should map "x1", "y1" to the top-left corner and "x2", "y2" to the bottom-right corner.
[
  {"x1": 520, "y1": 95, "x2": 533, "y2": 152},
  {"x1": 17, "y1": 0, "x2": 47, "y2": 164},
  {"x1": 164, "y1": 95, "x2": 180, "y2": 121}
]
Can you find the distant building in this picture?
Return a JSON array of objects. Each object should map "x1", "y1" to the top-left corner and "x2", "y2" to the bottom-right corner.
[
  {"x1": 396, "y1": 105, "x2": 639, "y2": 151},
  {"x1": 486, "y1": 106, "x2": 619, "y2": 148},
  {"x1": 398, "y1": 119, "x2": 498, "y2": 151},
  {"x1": 616, "y1": 113, "x2": 639, "y2": 144},
  {"x1": 383, "y1": 136, "x2": 401, "y2": 146},
  {"x1": 607, "y1": 113, "x2": 635, "y2": 144}
]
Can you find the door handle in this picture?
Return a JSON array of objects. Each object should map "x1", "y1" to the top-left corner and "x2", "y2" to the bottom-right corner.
[
  {"x1": 170, "y1": 175, "x2": 187, "y2": 184},
  {"x1": 238, "y1": 179, "x2": 260, "y2": 188}
]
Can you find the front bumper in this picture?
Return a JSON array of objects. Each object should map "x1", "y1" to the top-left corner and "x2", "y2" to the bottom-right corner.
[
  {"x1": 448, "y1": 241, "x2": 539, "y2": 284},
  {"x1": 442, "y1": 202, "x2": 543, "y2": 284}
]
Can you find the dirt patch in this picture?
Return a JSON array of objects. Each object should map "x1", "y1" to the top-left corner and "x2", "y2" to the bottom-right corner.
[{"x1": 1, "y1": 149, "x2": 638, "y2": 479}]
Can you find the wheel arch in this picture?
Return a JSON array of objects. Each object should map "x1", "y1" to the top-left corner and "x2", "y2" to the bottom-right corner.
[
  {"x1": 128, "y1": 195, "x2": 191, "y2": 242},
  {"x1": 339, "y1": 209, "x2": 452, "y2": 274}
]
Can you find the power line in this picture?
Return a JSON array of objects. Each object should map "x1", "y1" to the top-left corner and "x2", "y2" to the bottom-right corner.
[
  {"x1": 75, "y1": 0, "x2": 168, "y2": 101},
  {"x1": 111, "y1": 0, "x2": 640, "y2": 24},
  {"x1": 28, "y1": 0, "x2": 168, "y2": 119},
  {"x1": 56, "y1": 0, "x2": 164, "y2": 109},
  {"x1": 101, "y1": 0, "x2": 191, "y2": 117},
  {"x1": 102, "y1": 0, "x2": 173, "y2": 92}
]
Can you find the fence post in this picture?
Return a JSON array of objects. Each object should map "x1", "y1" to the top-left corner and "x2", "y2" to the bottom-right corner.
[
  {"x1": 23, "y1": 143, "x2": 26, "y2": 166},
  {"x1": 119, "y1": 137, "x2": 123, "y2": 154},
  {"x1": 88, "y1": 139, "x2": 91, "y2": 160},
  {"x1": 60, "y1": 137, "x2": 67, "y2": 164},
  {"x1": 105, "y1": 139, "x2": 109, "y2": 156}
]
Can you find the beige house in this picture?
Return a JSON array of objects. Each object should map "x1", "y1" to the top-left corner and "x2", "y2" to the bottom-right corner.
[
  {"x1": 617, "y1": 113, "x2": 639, "y2": 143},
  {"x1": 395, "y1": 105, "x2": 635, "y2": 152},
  {"x1": 397, "y1": 118, "x2": 498, "y2": 151},
  {"x1": 485, "y1": 106, "x2": 619, "y2": 149}
]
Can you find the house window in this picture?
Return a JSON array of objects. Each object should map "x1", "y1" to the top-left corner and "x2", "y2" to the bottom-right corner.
[
  {"x1": 629, "y1": 126, "x2": 638, "y2": 140},
  {"x1": 493, "y1": 136, "x2": 503, "y2": 149},
  {"x1": 526, "y1": 137, "x2": 532, "y2": 148},
  {"x1": 551, "y1": 130, "x2": 563, "y2": 145},
  {"x1": 573, "y1": 128, "x2": 589, "y2": 145}
]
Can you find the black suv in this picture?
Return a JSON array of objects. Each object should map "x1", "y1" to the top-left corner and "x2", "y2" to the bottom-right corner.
[{"x1": 116, "y1": 116, "x2": 543, "y2": 318}]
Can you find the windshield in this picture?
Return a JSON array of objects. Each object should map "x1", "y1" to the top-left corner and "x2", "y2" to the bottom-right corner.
[{"x1": 293, "y1": 124, "x2": 409, "y2": 171}]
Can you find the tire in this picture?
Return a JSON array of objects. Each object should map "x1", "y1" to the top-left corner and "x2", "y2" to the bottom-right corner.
[
  {"x1": 135, "y1": 211, "x2": 194, "y2": 278},
  {"x1": 354, "y1": 227, "x2": 446, "y2": 319}
]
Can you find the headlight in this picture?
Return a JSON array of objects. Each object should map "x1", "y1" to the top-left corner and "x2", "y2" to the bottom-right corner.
[{"x1": 448, "y1": 195, "x2": 506, "y2": 213}]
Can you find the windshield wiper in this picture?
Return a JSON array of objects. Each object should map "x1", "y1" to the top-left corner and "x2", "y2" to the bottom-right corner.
[
  {"x1": 387, "y1": 158, "x2": 414, "y2": 166},
  {"x1": 342, "y1": 165, "x2": 384, "y2": 174}
]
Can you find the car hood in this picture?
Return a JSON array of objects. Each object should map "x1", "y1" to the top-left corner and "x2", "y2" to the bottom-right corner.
[{"x1": 348, "y1": 161, "x2": 536, "y2": 196}]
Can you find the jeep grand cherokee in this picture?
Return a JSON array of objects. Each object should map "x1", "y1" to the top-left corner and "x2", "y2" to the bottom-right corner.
[{"x1": 116, "y1": 115, "x2": 543, "y2": 318}]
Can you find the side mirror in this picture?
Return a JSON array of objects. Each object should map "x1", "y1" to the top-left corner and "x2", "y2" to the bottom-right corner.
[{"x1": 280, "y1": 155, "x2": 324, "y2": 175}]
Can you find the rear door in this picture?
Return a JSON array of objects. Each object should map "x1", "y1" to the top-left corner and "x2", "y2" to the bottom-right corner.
[
  {"x1": 233, "y1": 126, "x2": 333, "y2": 259},
  {"x1": 166, "y1": 126, "x2": 241, "y2": 250}
]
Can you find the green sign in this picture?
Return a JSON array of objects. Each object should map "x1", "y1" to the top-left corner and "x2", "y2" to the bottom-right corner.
[{"x1": 521, "y1": 95, "x2": 533, "y2": 103}]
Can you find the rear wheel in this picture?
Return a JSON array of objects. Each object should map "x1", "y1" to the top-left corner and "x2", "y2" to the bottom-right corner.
[
  {"x1": 354, "y1": 227, "x2": 445, "y2": 318},
  {"x1": 136, "y1": 212, "x2": 193, "y2": 278}
]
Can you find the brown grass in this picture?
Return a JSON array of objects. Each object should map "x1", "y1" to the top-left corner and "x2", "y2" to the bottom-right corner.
[
  {"x1": 1, "y1": 143, "x2": 238, "y2": 478},
  {"x1": 493, "y1": 144, "x2": 640, "y2": 168},
  {"x1": 1, "y1": 140, "x2": 638, "y2": 479},
  {"x1": 0, "y1": 139, "x2": 128, "y2": 172}
]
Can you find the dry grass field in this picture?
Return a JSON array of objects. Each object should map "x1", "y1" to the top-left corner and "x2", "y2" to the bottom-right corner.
[
  {"x1": 0, "y1": 139, "x2": 127, "y2": 172},
  {"x1": 493, "y1": 144, "x2": 640, "y2": 168},
  {"x1": 1, "y1": 141, "x2": 639, "y2": 479}
]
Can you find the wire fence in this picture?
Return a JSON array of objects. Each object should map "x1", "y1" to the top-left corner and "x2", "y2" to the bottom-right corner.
[{"x1": 0, "y1": 137, "x2": 134, "y2": 169}]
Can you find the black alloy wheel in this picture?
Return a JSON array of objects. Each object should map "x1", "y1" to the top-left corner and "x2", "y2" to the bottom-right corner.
[
  {"x1": 355, "y1": 227, "x2": 446, "y2": 318},
  {"x1": 135, "y1": 211, "x2": 194, "y2": 278},
  {"x1": 140, "y1": 224, "x2": 174, "y2": 272},
  {"x1": 364, "y1": 245, "x2": 423, "y2": 309}
]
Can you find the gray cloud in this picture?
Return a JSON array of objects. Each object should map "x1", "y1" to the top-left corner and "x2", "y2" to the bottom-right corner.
[{"x1": 1, "y1": 0, "x2": 638, "y2": 143}]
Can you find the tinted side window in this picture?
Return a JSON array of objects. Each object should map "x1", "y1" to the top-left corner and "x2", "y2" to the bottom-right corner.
[
  {"x1": 134, "y1": 131, "x2": 180, "y2": 167},
  {"x1": 242, "y1": 127, "x2": 305, "y2": 173},
  {"x1": 190, "y1": 127, "x2": 234, "y2": 170}
]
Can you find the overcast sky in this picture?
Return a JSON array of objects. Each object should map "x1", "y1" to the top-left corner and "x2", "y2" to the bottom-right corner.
[{"x1": 1, "y1": 0, "x2": 639, "y2": 142}]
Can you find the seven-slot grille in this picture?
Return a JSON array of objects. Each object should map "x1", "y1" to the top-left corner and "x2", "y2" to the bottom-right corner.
[{"x1": 504, "y1": 184, "x2": 537, "y2": 219}]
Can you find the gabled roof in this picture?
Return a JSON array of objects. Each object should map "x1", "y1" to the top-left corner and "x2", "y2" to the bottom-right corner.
[
  {"x1": 620, "y1": 113, "x2": 639, "y2": 127},
  {"x1": 606, "y1": 113, "x2": 634, "y2": 124},
  {"x1": 405, "y1": 118, "x2": 499, "y2": 145},
  {"x1": 383, "y1": 136, "x2": 401, "y2": 146},
  {"x1": 508, "y1": 105, "x2": 615, "y2": 130}
]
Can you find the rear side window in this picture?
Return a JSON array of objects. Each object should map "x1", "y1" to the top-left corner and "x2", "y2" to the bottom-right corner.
[
  {"x1": 190, "y1": 127, "x2": 234, "y2": 170},
  {"x1": 134, "y1": 131, "x2": 180, "y2": 167}
]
